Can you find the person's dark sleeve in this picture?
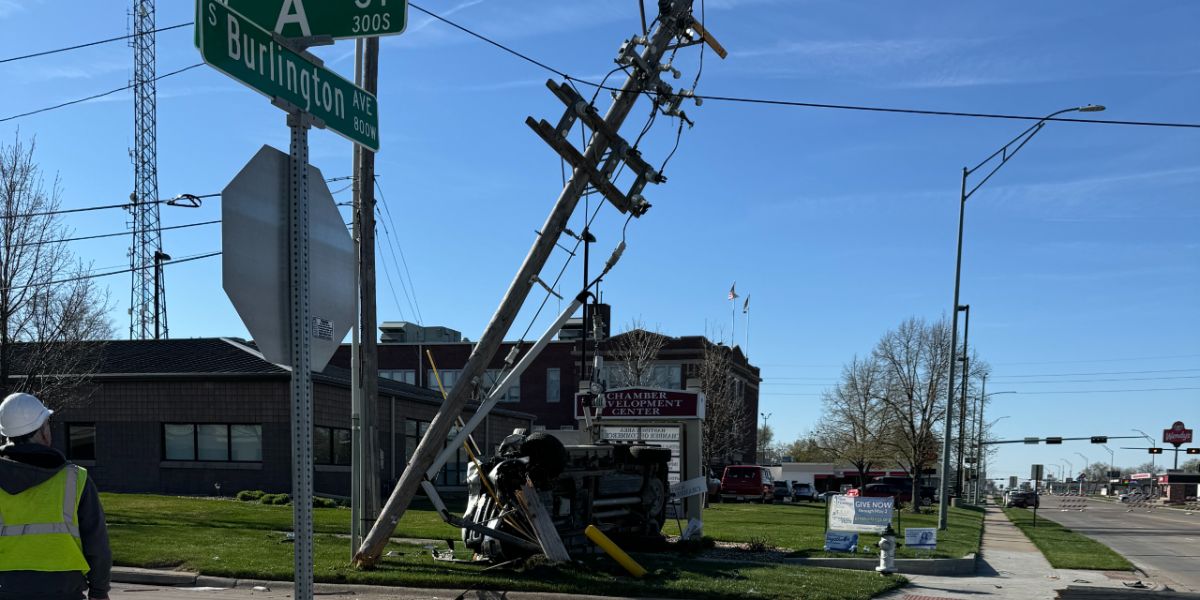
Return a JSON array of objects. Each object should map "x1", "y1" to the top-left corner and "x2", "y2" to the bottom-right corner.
[{"x1": 76, "y1": 476, "x2": 112, "y2": 598}]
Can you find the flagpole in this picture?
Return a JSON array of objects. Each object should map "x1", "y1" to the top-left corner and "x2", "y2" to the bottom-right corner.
[
  {"x1": 731, "y1": 298, "x2": 735, "y2": 347},
  {"x1": 745, "y1": 303, "x2": 750, "y2": 359}
]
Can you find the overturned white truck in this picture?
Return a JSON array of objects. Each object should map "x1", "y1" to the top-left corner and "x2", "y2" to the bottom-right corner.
[{"x1": 460, "y1": 430, "x2": 673, "y2": 560}]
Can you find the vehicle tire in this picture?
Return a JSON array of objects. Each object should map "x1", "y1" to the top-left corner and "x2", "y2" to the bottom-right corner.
[
  {"x1": 520, "y1": 432, "x2": 567, "y2": 487},
  {"x1": 629, "y1": 446, "x2": 673, "y2": 465}
]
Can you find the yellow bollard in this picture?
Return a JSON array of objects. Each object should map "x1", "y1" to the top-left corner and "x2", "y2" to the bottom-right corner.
[{"x1": 584, "y1": 525, "x2": 647, "y2": 578}]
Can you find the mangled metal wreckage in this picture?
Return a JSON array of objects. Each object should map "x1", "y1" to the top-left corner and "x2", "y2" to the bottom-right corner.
[{"x1": 460, "y1": 430, "x2": 673, "y2": 560}]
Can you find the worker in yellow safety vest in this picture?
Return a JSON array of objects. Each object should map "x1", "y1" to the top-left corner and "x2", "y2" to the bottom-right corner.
[{"x1": 0, "y1": 393, "x2": 110, "y2": 600}]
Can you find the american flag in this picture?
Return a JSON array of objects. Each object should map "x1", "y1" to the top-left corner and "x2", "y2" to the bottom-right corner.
[
  {"x1": 728, "y1": 283, "x2": 738, "y2": 300},
  {"x1": 743, "y1": 295, "x2": 750, "y2": 314}
]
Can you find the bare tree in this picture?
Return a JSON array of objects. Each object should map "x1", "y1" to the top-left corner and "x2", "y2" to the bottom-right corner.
[
  {"x1": 0, "y1": 135, "x2": 112, "y2": 408},
  {"x1": 815, "y1": 355, "x2": 894, "y2": 488},
  {"x1": 700, "y1": 339, "x2": 749, "y2": 471},
  {"x1": 874, "y1": 317, "x2": 952, "y2": 512},
  {"x1": 778, "y1": 435, "x2": 834, "y2": 463},
  {"x1": 606, "y1": 319, "x2": 667, "y2": 387}
]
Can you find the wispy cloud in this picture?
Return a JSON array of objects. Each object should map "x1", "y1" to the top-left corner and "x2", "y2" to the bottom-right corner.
[{"x1": 0, "y1": 0, "x2": 28, "y2": 19}]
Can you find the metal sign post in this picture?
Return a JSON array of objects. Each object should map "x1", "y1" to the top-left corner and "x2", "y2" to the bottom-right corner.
[{"x1": 287, "y1": 109, "x2": 315, "y2": 600}]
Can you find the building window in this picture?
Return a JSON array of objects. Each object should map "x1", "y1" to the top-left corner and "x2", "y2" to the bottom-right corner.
[
  {"x1": 314, "y1": 426, "x2": 351, "y2": 466},
  {"x1": 484, "y1": 369, "x2": 520, "y2": 403},
  {"x1": 66, "y1": 424, "x2": 95, "y2": 461},
  {"x1": 602, "y1": 363, "x2": 683, "y2": 390},
  {"x1": 405, "y1": 418, "x2": 466, "y2": 486},
  {"x1": 546, "y1": 368, "x2": 560, "y2": 403},
  {"x1": 163, "y1": 424, "x2": 262, "y2": 462},
  {"x1": 427, "y1": 369, "x2": 460, "y2": 392},
  {"x1": 381, "y1": 369, "x2": 416, "y2": 385},
  {"x1": 231, "y1": 424, "x2": 263, "y2": 461},
  {"x1": 164, "y1": 424, "x2": 195, "y2": 460}
]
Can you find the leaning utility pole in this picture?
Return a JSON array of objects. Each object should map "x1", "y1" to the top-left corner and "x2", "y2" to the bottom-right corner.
[
  {"x1": 129, "y1": 0, "x2": 167, "y2": 339},
  {"x1": 354, "y1": 0, "x2": 710, "y2": 567}
]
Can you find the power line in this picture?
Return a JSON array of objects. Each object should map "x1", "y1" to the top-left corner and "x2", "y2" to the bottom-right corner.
[
  {"x1": 0, "y1": 193, "x2": 218, "y2": 220},
  {"x1": 374, "y1": 179, "x2": 424, "y2": 325},
  {"x1": 0, "y1": 63, "x2": 203, "y2": 124},
  {"x1": 0, "y1": 22, "x2": 192, "y2": 64},
  {"x1": 994, "y1": 353, "x2": 1200, "y2": 366},
  {"x1": 1, "y1": 251, "x2": 219, "y2": 293},
  {"x1": 410, "y1": 3, "x2": 1200, "y2": 130},
  {"x1": 765, "y1": 373, "x2": 1200, "y2": 386},
  {"x1": 15, "y1": 219, "x2": 220, "y2": 248},
  {"x1": 763, "y1": 387, "x2": 1200, "y2": 397},
  {"x1": 992, "y1": 367, "x2": 1200, "y2": 379}
]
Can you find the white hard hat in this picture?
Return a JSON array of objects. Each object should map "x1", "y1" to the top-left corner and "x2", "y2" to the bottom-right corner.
[{"x1": 0, "y1": 393, "x2": 53, "y2": 438}]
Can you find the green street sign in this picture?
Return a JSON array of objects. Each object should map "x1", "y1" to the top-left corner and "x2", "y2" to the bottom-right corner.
[
  {"x1": 225, "y1": 0, "x2": 408, "y2": 41},
  {"x1": 198, "y1": 0, "x2": 380, "y2": 151}
]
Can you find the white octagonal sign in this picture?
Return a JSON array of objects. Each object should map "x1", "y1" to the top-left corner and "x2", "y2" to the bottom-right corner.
[{"x1": 222, "y1": 145, "x2": 355, "y2": 371}]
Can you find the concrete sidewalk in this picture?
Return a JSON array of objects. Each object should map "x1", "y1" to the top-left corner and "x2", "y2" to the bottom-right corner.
[{"x1": 878, "y1": 506, "x2": 1156, "y2": 600}]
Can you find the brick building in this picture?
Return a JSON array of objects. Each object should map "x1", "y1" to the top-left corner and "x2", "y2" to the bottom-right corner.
[
  {"x1": 13, "y1": 338, "x2": 532, "y2": 497},
  {"x1": 329, "y1": 314, "x2": 761, "y2": 465}
]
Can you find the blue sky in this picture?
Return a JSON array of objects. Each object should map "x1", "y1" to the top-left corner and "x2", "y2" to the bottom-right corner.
[{"x1": 1, "y1": 1, "x2": 1197, "y2": 482}]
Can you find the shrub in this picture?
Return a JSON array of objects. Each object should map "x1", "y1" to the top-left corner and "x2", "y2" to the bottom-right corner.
[
  {"x1": 259, "y1": 493, "x2": 291, "y2": 506},
  {"x1": 235, "y1": 490, "x2": 265, "y2": 502},
  {"x1": 746, "y1": 536, "x2": 772, "y2": 552},
  {"x1": 313, "y1": 497, "x2": 337, "y2": 509}
]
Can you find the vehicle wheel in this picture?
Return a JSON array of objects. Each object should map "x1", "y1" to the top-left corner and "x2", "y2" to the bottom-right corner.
[{"x1": 520, "y1": 432, "x2": 567, "y2": 487}]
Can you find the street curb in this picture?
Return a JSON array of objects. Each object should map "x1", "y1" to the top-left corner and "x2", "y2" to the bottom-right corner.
[
  {"x1": 111, "y1": 566, "x2": 197, "y2": 586},
  {"x1": 112, "y1": 567, "x2": 675, "y2": 599},
  {"x1": 694, "y1": 554, "x2": 978, "y2": 576}
]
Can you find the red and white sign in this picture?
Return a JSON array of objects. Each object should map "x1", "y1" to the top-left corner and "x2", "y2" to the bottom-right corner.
[
  {"x1": 1163, "y1": 421, "x2": 1193, "y2": 446},
  {"x1": 1130, "y1": 472, "x2": 1154, "y2": 480},
  {"x1": 576, "y1": 387, "x2": 704, "y2": 420}
]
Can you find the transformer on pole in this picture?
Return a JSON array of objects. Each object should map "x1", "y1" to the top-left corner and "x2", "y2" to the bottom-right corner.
[{"x1": 129, "y1": 0, "x2": 166, "y2": 339}]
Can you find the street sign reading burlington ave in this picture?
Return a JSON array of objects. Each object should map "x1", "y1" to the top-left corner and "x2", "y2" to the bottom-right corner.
[
  {"x1": 225, "y1": 0, "x2": 408, "y2": 41},
  {"x1": 197, "y1": 0, "x2": 380, "y2": 150}
]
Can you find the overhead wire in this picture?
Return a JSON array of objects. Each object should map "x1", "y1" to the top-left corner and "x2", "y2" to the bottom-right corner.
[
  {"x1": 0, "y1": 22, "x2": 192, "y2": 64},
  {"x1": 0, "y1": 63, "x2": 204, "y2": 124},
  {"x1": 1, "y1": 251, "x2": 220, "y2": 293},
  {"x1": 407, "y1": 3, "x2": 1200, "y2": 130},
  {"x1": 374, "y1": 178, "x2": 425, "y2": 325},
  {"x1": 14, "y1": 219, "x2": 220, "y2": 248}
]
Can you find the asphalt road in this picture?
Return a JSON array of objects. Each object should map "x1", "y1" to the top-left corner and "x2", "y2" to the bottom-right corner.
[{"x1": 1039, "y1": 495, "x2": 1200, "y2": 592}]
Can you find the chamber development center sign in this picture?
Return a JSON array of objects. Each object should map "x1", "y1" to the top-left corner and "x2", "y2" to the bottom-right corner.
[{"x1": 576, "y1": 387, "x2": 704, "y2": 420}]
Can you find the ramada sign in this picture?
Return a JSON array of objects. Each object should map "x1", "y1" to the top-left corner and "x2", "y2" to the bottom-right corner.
[
  {"x1": 1163, "y1": 421, "x2": 1193, "y2": 446},
  {"x1": 575, "y1": 387, "x2": 704, "y2": 420}
]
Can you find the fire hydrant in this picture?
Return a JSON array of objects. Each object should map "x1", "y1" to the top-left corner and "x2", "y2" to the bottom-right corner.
[{"x1": 875, "y1": 524, "x2": 896, "y2": 575}]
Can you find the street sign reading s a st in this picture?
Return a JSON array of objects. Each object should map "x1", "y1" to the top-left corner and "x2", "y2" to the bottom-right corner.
[
  {"x1": 197, "y1": 0, "x2": 380, "y2": 151},
  {"x1": 225, "y1": 0, "x2": 408, "y2": 41}
]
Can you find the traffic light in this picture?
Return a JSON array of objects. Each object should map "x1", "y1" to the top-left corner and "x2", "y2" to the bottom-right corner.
[
  {"x1": 1187, "y1": 448, "x2": 1199, "y2": 455},
  {"x1": 1090, "y1": 436, "x2": 1107, "y2": 444},
  {"x1": 1045, "y1": 437, "x2": 1063, "y2": 445},
  {"x1": 1148, "y1": 447, "x2": 1163, "y2": 455}
]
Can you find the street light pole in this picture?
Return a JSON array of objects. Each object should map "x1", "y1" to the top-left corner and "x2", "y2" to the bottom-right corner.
[
  {"x1": 760, "y1": 412, "x2": 772, "y2": 464},
  {"x1": 1133, "y1": 429, "x2": 1156, "y2": 470},
  {"x1": 1075, "y1": 452, "x2": 1089, "y2": 494},
  {"x1": 937, "y1": 103, "x2": 1105, "y2": 530}
]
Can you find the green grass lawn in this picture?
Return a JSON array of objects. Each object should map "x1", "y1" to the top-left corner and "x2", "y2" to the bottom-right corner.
[
  {"x1": 1002, "y1": 507, "x2": 1133, "y2": 570},
  {"x1": 101, "y1": 493, "x2": 460, "y2": 539},
  {"x1": 104, "y1": 493, "x2": 906, "y2": 599},
  {"x1": 694, "y1": 500, "x2": 984, "y2": 559}
]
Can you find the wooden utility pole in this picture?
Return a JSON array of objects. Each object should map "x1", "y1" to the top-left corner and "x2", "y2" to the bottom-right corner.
[
  {"x1": 354, "y1": 1, "x2": 705, "y2": 568},
  {"x1": 357, "y1": 35, "x2": 382, "y2": 540}
]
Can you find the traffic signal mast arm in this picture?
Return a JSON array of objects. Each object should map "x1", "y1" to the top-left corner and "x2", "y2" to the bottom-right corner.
[
  {"x1": 353, "y1": 1, "x2": 713, "y2": 568},
  {"x1": 983, "y1": 435, "x2": 1144, "y2": 445}
]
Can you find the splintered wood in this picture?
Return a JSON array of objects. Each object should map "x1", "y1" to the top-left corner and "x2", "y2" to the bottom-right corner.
[{"x1": 515, "y1": 481, "x2": 571, "y2": 562}]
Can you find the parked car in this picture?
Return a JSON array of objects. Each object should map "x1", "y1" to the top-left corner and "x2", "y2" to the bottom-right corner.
[
  {"x1": 855, "y1": 482, "x2": 934, "y2": 507},
  {"x1": 817, "y1": 490, "x2": 839, "y2": 503},
  {"x1": 773, "y1": 480, "x2": 793, "y2": 502},
  {"x1": 1119, "y1": 491, "x2": 1146, "y2": 503},
  {"x1": 720, "y1": 465, "x2": 774, "y2": 503},
  {"x1": 791, "y1": 482, "x2": 817, "y2": 502},
  {"x1": 1006, "y1": 490, "x2": 1039, "y2": 508}
]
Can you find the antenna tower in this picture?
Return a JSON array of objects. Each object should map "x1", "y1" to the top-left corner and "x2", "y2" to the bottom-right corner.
[{"x1": 129, "y1": 0, "x2": 166, "y2": 339}]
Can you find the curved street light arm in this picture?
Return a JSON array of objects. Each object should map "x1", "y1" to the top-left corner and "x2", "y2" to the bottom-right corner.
[{"x1": 963, "y1": 106, "x2": 1097, "y2": 201}]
